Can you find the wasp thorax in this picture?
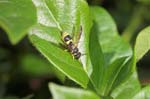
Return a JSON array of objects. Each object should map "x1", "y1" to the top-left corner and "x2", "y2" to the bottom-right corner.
[
  {"x1": 72, "y1": 47, "x2": 78, "y2": 54},
  {"x1": 64, "y1": 35, "x2": 72, "y2": 42}
]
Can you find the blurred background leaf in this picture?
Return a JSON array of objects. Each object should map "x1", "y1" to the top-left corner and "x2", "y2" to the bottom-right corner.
[
  {"x1": 20, "y1": 53, "x2": 65, "y2": 82},
  {"x1": 0, "y1": 0, "x2": 36, "y2": 44}
]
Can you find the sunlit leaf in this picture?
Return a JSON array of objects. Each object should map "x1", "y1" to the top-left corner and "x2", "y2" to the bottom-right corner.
[
  {"x1": 30, "y1": 35, "x2": 88, "y2": 88},
  {"x1": 135, "y1": 26, "x2": 150, "y2": 61},
  {"x1": 29, "y1": 0, "x2": 92, "y2": 88}
]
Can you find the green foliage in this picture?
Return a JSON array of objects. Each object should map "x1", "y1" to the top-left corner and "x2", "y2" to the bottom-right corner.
[
  {"x1": 138, "y1": 0, "x2": 150, "y2": 4},
  {"x1": 135, "y1": 26, "x2": 150, "y2": 61},
  {"x1": 131, "y1": 85, "x2": 150, "y2": 99},
  {"x1": 89, "y1": 7, "x2": 133, "y2": 96},
  {"x1": 20, "y1": 54, "x2": 65, "y2": 82},
  {"x1": 49, "y1": 83, "x2": 100, "y2": 99},
  {"x1": 30, "y1": 35, "x2": 88, "y2": 88},
  {"x1": 111, "y1": 72, "x2": 141, "y2": 99},
  {"x1": 0, "y1": 0, "x2": 36, "y2": 44},
  {"x1": 29, "y1": 0, "x2": 91, "y2": 88},
  {"x1": 0, "y1": 0, "x2": 150, "y2": 99}
]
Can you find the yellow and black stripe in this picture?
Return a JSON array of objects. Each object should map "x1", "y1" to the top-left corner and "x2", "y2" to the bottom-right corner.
[{"x1": 61, "y1": 32, "x2": 81, "y2": 59}]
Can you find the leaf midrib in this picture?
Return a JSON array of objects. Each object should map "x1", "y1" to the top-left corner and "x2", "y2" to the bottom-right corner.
[
  {"x1": 43, "y1": 0, "x2": 62, "y2": 31},
  {"x1": 38, "y1": 44, "x2": 88, "y2": 86}
]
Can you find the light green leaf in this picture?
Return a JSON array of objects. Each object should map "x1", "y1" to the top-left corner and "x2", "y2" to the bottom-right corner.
[
  {"x1": 135, "y1": 26, "x2": 150, "y2": 61},
  {"x1": 32, "y1": 0, "x2": 81, "y2": 34},
  {"x1": 79, "y1": 0, "x2": 92, "y2": 74},
  {"x1": 89, "y1": 6, "x2": 133, "y2": 96},
  {"x1": 49, "y1": 83, "x2": 100, "y2": 99},
  {"x1": 131, "y1": 85, "x2": 150, "y2": 99},
  {"x1": 0, "y1": 0, "x2": 36, "y2": 44},
  {"x1": 30, "y1": 35, "x2": 88, "y2": 88},
  {"x1": 29, "y1": 0, "x2": 92, "y2": 88}
]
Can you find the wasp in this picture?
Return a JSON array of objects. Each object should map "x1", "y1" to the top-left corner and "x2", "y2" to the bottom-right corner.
[{"x1": 61, "y1": 27, "x2": 82, "y2": 59}]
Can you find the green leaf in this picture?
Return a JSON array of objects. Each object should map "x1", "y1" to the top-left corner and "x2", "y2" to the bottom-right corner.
[
  {"x1": 29, "y1": 0, "x2": 92, "y2": 88},
  {"x1": 0, "y1": 0, "x2": 36, "y2": 44},
  {"x1": 20, "y1": 54, "x2": 65, "y2": 82},
  {"x1": 89, "y1": 6, "x2": 133, "y2": 96},
  {"x1": 135, "y1": 26, "x2": 150, "y2": 61},
  {"x1": 31, "y1": 0, "x2": 92, "y2": 72},
  {"x1": 30, "y1": 34, "x2": 88, "y2": 88},
  {"x1": 1, "y1": 97, "x2": 19, "y2": 99},
  {"x1": 89, "y1": 22, "x2": 104, "y2": 93},
  {"x1": 131, "y1": 85, "x2": 150, "y2": 99},
  {"x1": 111, "y1": 72, "x2": 141, "y2": 99},
  {"x1": 78, "y1": 0, "x2": 92, "y2": 74},
  {"x1": 49, "y1": 83, "x2": 100, "y2": 99},
  {"x1": 32, "y1": 0, "x2": 81, "y2": 34},
  {"x1": 138, "y1": 0, "x2": 150, "y2": 4}
]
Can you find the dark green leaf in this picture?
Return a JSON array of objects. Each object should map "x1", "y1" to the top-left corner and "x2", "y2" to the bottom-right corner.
[
  {"x1": 1, "y1": 97, "x2": 19, "y2": 99},
  {"x1": 89, "y1": 6, "x2": 133, "y2": 96},
  {"x1": 20, "y1": 54, "x2": 65, "y2": 82},
  {"x1": 49, "y1": 83, "x2": 100, "y2": 99},
  {"x1": 0, "y1": 0, "x2": 36, "y2": 44}
]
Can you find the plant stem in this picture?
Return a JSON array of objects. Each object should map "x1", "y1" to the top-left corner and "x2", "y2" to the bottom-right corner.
[{"x1": 122, "y1": 6, "x2": 144, "y2": 42}]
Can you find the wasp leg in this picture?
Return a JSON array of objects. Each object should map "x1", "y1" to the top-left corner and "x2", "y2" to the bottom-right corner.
[
  {"x1": 59, "y1": 43, "x2": 69, "y2": 51},
  {"x1": 73, "y1": 26, "x2": 82, "y2": 47}
]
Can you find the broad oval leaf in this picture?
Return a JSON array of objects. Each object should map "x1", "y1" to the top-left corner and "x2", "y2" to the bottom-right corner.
[
  {"x1": 32, "y1": 0, "x2": 81, "y2": 34},
  {"x1": 30, "y1": 34, "x2": 88, "y2": 88},
  {"x1": 29, "y1": 0, "x2": 92, "y2": 88},
  {"x1": 89, "y1": 6, "x2": 133, "y2": 96},
  {"x1": 49, "y1": 83, "x2": 100, "y2": 99},
  {"x1": 0, "y1": 0, "x2": 37, "y2": 44},
  {"x1": 135, "y1": 26, "x2": 150, "y2": 62}
]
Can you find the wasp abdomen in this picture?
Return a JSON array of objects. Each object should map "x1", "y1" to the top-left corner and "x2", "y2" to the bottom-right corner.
[{"x1": 74, "y1": 52, "x2": 81, "y2": 59}]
